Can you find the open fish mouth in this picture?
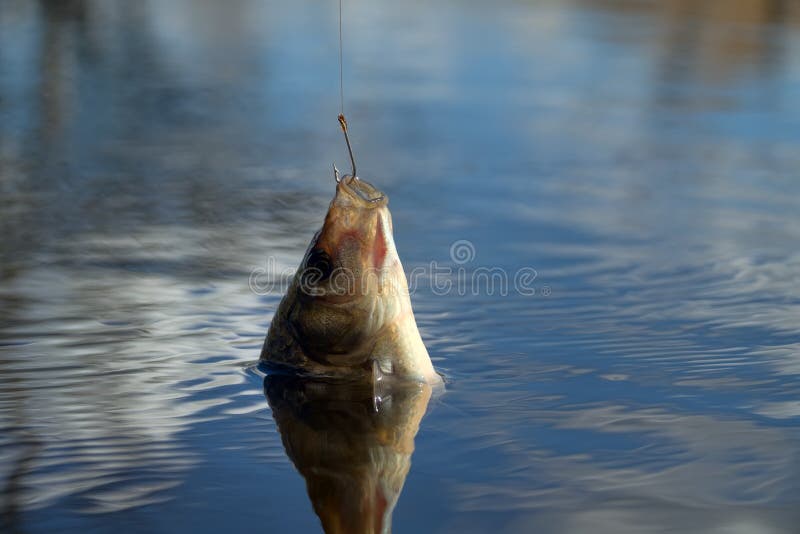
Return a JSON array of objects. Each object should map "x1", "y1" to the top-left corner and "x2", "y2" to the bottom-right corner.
[
  {"x1": 338, "y1": 175, "x2": 387, "y2": 206},
  {"x1": 332, "y1": 114, "x2": 386, "y2": 206}
]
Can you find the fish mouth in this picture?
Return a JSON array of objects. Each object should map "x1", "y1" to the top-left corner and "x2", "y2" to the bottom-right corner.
[{"x1": 338, "y1": 176, "x2": 388, "y2": 207}]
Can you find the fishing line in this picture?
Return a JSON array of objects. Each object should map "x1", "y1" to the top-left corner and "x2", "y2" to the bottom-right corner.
[
  {"x1": 336, "y1": 0, "x2": 357, "y2": 180},
  {"x1": 338, "y1": 0, "x2": 344, "y2": 116}
]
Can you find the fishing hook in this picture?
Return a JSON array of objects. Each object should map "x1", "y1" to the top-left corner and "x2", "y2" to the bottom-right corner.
[{"x1": 337, "y1": 113, "x2": 357, "y2": 180}]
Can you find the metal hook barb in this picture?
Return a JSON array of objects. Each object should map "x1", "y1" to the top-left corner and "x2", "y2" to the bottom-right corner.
[
  {"x1": 333, "y1": 163, "x2": 341, "y2": 183},
  {"x1": 338, "y1": 114, "x2": 358, "y2": 180}
]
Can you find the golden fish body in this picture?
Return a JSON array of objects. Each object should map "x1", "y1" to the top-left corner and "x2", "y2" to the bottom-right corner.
[{"x1": 261, "y1": 175, "x2": 440, "y2": 385}]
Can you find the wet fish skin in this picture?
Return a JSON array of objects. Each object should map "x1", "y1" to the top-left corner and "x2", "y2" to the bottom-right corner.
[{"x1": 261, "y1": 175, "x2": 441, "y2": 385}]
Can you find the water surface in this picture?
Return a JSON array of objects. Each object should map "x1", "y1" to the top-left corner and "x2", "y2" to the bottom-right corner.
[{"x1": 1, "y1": 0, "x2": 800, "y2": 532}]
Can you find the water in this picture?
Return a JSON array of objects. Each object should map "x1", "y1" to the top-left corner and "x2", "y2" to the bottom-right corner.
[{"x1": 1, "y1": 0, "x2": 800, "y2": 532}]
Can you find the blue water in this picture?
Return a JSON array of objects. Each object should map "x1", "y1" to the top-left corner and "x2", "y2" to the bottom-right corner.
[{"x1": 1, "y1": 0, "x2": 800, "y2": 532}]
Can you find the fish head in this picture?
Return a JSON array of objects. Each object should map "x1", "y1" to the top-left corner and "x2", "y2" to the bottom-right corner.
[{"x1": 288, "y1": 176, "x2": 410, "y2": 366}]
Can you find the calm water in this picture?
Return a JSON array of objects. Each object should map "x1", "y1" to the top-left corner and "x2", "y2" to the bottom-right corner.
[{"x1": 2, "y1": 0, "x2": 800, "y2": 532}]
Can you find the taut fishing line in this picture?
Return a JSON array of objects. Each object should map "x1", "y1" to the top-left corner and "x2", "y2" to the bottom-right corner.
[
  {"x1": 335, "y1": 0, "x2": 357, "y2": 181},
  {"x1": 339, "y1": 0, "x2": 344, "y2": 116}
]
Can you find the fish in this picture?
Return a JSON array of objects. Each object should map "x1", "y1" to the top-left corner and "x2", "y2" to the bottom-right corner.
[{"x1": 260, "y1": 163, "x2": 441, "y2": 385}]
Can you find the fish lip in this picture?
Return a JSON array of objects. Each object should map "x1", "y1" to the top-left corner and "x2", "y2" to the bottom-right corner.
[{"x1": 338, "y1": 175, "x2": 388, "y2": 207}]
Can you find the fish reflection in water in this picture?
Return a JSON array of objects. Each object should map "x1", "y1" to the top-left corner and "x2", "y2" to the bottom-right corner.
[{"x1": 264, "y1": 373, "x2": 434, "y2": 534}]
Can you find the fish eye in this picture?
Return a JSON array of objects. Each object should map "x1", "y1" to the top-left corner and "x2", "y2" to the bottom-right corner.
[{"x1": 304, "y1": 248, "x2": 333, "y2": 282}]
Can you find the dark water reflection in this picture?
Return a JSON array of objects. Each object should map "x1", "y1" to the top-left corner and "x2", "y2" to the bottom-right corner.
[
  {"x1": 265, "y1": 375, "x2": 433, "y2": 534},
  {"x1": 1, "y1": 0, "x2": 800, "y2": 532}
]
